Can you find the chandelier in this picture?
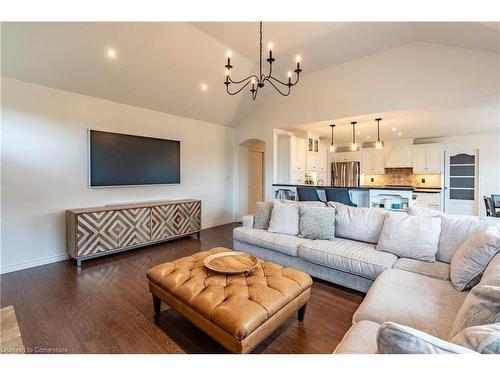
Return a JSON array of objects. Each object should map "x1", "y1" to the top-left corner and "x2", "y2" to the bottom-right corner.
[{"x1": 224, "y1": 22, "x2": 302, "y2": 100}]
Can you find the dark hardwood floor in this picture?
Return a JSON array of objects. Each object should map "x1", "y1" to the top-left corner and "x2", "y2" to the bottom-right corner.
[{"x1": 0, "y1": 223, "x2": 364, "y2": 354}]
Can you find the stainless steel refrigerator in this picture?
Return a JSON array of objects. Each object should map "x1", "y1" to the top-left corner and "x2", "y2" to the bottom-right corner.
[{"x1": 331, "y1": 162, "x2": 360, "y2": 187}]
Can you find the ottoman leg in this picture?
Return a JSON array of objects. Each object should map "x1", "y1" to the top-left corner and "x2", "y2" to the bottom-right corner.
[
  {"x1": 153, "y1": 295, "x2": 161, "y2": 315},
  {"x1": 298, "y1": 304, "x2": 307, "y2": 321}
]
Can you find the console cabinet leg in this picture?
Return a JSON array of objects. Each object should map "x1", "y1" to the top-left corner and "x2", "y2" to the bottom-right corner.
[
  {"x1": 298, "y1": 304, "x2": 307, "y2": 321},
  {"x1": 76, "y1": 259, "x2": 82, "y2": 268},
  {"x1": 153, "y1": 295, "x2": 161, "y2": 315}
]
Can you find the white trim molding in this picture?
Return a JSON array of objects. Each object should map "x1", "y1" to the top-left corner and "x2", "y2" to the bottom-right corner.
[{"x1": 1, "y1": 253, "x2": 70, "y2": 275}]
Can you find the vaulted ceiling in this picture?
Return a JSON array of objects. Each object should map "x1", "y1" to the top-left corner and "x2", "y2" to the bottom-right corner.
[{"x1": 2, "y1": 22, "x2": 499, "y2": 127}]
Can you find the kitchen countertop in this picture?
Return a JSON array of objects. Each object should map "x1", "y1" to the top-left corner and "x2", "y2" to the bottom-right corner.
[{"x1": 272, "y1": 184, "x2": 416, "y2": 191}]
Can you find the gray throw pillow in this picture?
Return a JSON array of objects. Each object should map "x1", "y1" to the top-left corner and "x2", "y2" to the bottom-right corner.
[
  {"x1": 451, "y1": 323, "x2": 500, "y2": 354},
  {"x1": 450, "y1": 226, "x2": 500, "y2": 291},
  {"x1": 253, "y1": 201, "x2": 273, "y2": 229},
  {"x1": 377, "y1": 322, "x2": 476, "y2": 354},
  {"x1": 299, "y1": 206, "x2": 335, "y2": 240},
  {"x1": 450, "y1": 284, "x2": 500, "y2": 338},
  {"x1": 376, "y1": 212, "x2": 442, "y2": 262},
  {"x1": 267, "y1": 202, "x2": 300, "y2": 236}
]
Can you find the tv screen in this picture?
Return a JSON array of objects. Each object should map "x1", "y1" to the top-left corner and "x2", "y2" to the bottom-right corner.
[{"x1": 89, "y1": 130, "x2": 180, "y2": 187}]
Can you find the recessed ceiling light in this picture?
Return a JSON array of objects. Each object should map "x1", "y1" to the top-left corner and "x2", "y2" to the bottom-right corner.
[
  {"x1": 357, "y1": 131, "x2": 361, "y2": 135},
  {"x1": 200, "y1": 84, "x2": 208, "y2": 91},
  {"x1": 366, "y1": 136, "x2": 371, "y2": 140},
  {"x1": 398, "y1": 132, "x2": 403, "y2": 136},
  {"x1": 392, "y1": 127, "x2": 397, "y2": 131},
  {"x1": 106, "y1": 48, "x2": 117, "y2": 59}
]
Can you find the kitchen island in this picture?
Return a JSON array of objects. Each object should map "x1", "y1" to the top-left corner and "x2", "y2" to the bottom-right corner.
[{"x1": 272, "y1": 184, "x2": 415, "y2": 210}]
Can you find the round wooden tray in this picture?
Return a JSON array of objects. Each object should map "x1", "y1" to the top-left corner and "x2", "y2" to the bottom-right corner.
[{"x1": 203, "y1": 252, "x2": 259, "y2": 275}]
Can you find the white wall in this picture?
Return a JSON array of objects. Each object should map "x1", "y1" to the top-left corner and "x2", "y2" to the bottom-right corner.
[{"x1": 1, "y1": 78, "x2": 236, "y2": 274}]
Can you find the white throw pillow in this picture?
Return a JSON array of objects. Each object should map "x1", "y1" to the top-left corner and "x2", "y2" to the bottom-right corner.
[
  {"x1": 409, "y1": 207, "x2": 500, "y2": 263},
  {"x1": 377, "y1": 322, "x2": 476, "y2": 354},
  {"x1": 376, "y1": 212, "x2": 442, "y2": 262},
  {"x1": 328, "y1": 202, "x2": 387, "y2": 244},
  {"x1": 450, "y1": 226, "x2": 500, "y2": 291},
  {"x1": 267, "y1": 201, "x2": 300, "y2": 236},
  {"x1": 451, "y1": 323, "x2": 500, "y2": 354}
]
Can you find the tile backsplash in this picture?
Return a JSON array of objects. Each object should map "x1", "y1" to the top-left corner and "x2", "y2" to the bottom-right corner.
[{"x1": 364, "y1": 168, "x2": 442, "y2": 188}]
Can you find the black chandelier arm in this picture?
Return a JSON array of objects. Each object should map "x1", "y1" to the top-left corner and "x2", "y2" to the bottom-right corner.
[
  {"x1": 266, "y1": 73, "x2": 300, "y2": 87},
  {"x1": 228, "y1": 74, "x2": 259, "y2": 85},
  {"x1": 225, "y1": 80, "x2": 253, "y2": 96},
  {"x1": 266, "y1": 78, "x2": 291, "y2": 96}
]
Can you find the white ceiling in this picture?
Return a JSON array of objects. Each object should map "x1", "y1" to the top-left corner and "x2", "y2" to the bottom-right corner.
[
  {"x1": 2, "y1": 22, "x2": 499, "y2": 127},
  {"x1": 293, "y1": 95, "x2": 500, "y2": 144}
]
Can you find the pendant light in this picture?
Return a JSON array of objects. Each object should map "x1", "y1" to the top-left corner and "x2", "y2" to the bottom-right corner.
[
  {"x1": 375, "y1": 118, "x2": 383, "y2": 149},
  {"x1": 351, "y1": 121, "x2": 358, "y2": 151},
  {"x1": 329, "y1": 124, "x2": 336, "y2": 152}
]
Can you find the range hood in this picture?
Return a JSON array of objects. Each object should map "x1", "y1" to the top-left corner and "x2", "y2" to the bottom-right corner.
[{"x1": 384, "y1": 139, "x2": 413, "y2": 168}]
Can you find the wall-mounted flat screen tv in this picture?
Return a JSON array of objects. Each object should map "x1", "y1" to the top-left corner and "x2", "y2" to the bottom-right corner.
[{"x1": 89, "y1": 130, "x2": 180, "y2": 187}]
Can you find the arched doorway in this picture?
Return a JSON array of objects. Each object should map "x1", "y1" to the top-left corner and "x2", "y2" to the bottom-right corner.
[{"x1": 239, "y1": 139, "x2": 266, "y2": 218}]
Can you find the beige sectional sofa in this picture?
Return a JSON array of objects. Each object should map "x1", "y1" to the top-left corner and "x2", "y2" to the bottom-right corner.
[{"x1": 233, "y1": 202, "x2": 500, "y2": 354}]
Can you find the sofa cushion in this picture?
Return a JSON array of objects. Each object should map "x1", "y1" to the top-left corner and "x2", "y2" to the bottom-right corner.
[
  {"x1": 233, "y1": 227, "x2": 311, "y2": 257},
  {"x1": 353, "y1": 269, "x2": 468, "y2": 339},
  {"x1": 409, "y1": 208, "x2": 500, "y2": 263},
  {"x1": 451, "y1": 323, "x2": 500, "y2": 354},
  {"x1": 393, "y1": 258, "x2": 450, "y2": 280},
  {"x1": 450, "y1": 226, "x2": 500, "y2": 291},
  {"x1": 298, "y1": 238, "x2": 397, "y2": 280},
  {"x1": 449, "y1": 284, "x2": 500, "y2": 338},
  {"x1": 328, "y1": 202, "x2": 387, "y2": 244},
  {"x1": 268, "y1": 202, "x2": 300, "y2": 236},
  {"x1": 480, "y1": 252, "x2": 500, "y2": 287},
  {"x1": 376, "y1": 212, "x2": 441, "y2": 262},
  {"x1": 253, "y1": 202, "x2": 273, "y2": 229},
  {"x1": 333, "y1": 321, "x2": 380, "y2": 354},
  {"x1": 298, "y1": 205, "x2": 336, "y2": 240},
  {"x1": 377, "y1": 322, "x2": 476, "y2": 354}
]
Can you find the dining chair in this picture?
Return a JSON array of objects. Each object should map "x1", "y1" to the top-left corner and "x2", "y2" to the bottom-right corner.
[
  {"x1": 491, "y1": 194, "x2": 500, "y2": 217},
  {"x1": 296, "y1": 187, "x2": 323, "y2": 202},
  {"x1": 324, "y1": 188, "x2": 357, "y2": 207},
  {"x1": 484, "y1": 196, "x2": 494, "y2": 217}
]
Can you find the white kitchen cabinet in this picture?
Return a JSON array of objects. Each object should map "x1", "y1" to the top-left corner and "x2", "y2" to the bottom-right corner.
[
  {"x1": 291, "y1": 171, "x2": 305, "y2": 185},
  {"x1": 414, "y1": 191, "x2": 442, "y2": 211},
  {"x1": 307, "y1": 152, "x2": 319, "y2": 171},
  {"x1": 412, "y1": 144, "x2": 442, "y2": 173},
  {"x1": 425, "y1": 144, "x2": 441, "y2": 172},
  {"x1": 361, "y1": 148, "x2": 385, "y2": 174},
  {"x1": 318, "y1": 146, "x2": 328, "y2": 173},
  {"x1": 334, "y1": 151, "x2": 360, "y2": 162},
  {"x1": 290, "y1": 136, "x2": 306, "y2": 172},
  {"x1": 306, "y1": 132, "x2": 322, "y2": 172}
]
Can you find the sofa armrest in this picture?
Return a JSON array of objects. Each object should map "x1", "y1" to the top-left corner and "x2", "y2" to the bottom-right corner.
[
  {"x1": 377, "y1": 322, "x2": 477, "y2": 354},
  {"x1": 242, "y1": 215, "x2": 254, "y2": 228}
]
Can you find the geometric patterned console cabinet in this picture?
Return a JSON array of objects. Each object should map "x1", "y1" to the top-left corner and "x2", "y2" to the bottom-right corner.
[{"x1": 66, "y1": 199, "x2": 201, "y2": 267}]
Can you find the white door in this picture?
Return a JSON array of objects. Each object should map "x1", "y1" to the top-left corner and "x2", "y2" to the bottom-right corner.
[
  {"x1": 444, "y1": 149, "x2": 478, "y2": 215},
  {"x1": 248, "y1": 150, "x2": 264, "y2": 215}
]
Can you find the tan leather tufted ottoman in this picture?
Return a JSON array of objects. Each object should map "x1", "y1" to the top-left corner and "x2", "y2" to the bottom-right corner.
[{"x1": 146, "y1": 247, "x2": 312, "y2": 353}]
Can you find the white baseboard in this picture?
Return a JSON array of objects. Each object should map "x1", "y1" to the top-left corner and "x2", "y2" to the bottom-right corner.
[
  {"x1": 1, "y1": 253, "x2": 70, "y2": 275},
  {"x1": 202, "y1": 217, "x2": 238, "y2": 229},
  {"x1": 0, "y1": 218, "x2": 239, "y2": 275}
]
